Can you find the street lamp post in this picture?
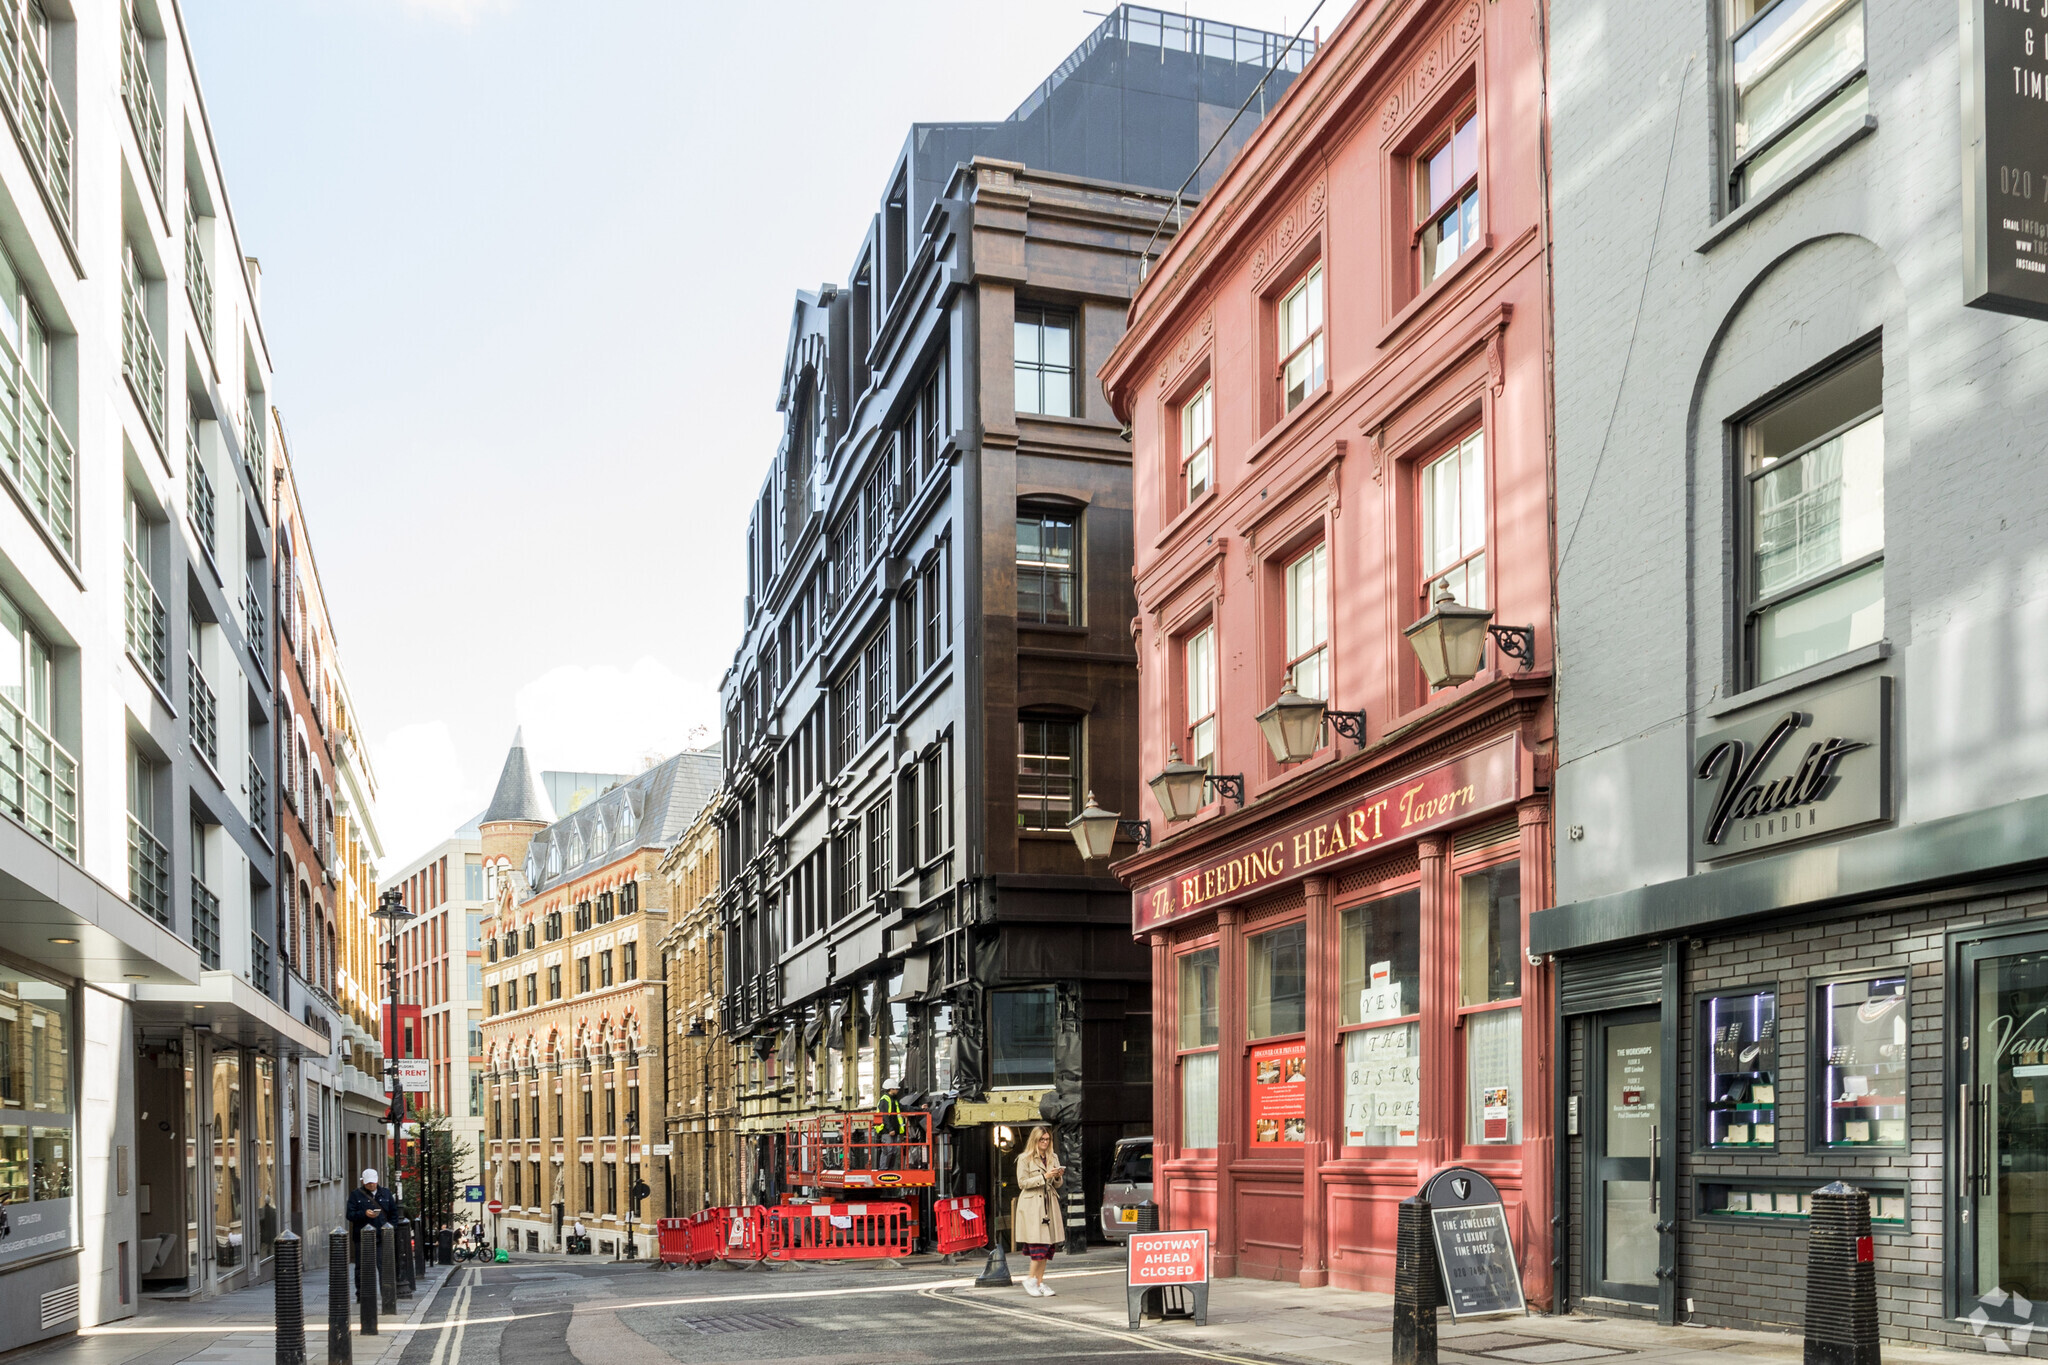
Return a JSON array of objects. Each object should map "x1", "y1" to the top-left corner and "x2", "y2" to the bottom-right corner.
[
  {"x1": 372, "y1": 889, "x2": 414, "y2": 1209},
  {"x1": 625, "y1": 1106, "x2": 645, "y2": 1260}
]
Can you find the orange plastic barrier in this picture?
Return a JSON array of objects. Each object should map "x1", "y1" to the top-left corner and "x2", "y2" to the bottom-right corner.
[
  {"x1": 763, "y1": 1200, "x2": 914, "y2": 1261},
  {"x1": 933, "y1": 1195, "x2": 987, "y2": 1255},
  {"x1": 656, "y1": 1217, "x2": 691, "y2": 1264}
]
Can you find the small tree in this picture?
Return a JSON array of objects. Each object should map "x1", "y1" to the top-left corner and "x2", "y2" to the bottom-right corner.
[{"x1": 398, "y1": 1107, "x2": 472, "y2": 1240}]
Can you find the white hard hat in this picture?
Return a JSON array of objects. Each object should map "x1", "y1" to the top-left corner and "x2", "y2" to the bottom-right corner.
[{"x1": 362, "y1": 1168, "x2": 380, "y2": 1183}]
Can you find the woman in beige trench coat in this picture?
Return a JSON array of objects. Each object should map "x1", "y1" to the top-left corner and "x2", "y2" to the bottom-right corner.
[{"x1": 1013, "y1": 1125, "x2": 1064, "y2": 1296}]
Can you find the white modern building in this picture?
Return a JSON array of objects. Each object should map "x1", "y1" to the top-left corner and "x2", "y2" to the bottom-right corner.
[{"x1": 0, "y1": 0, "x2": 345, "y2": 1345}]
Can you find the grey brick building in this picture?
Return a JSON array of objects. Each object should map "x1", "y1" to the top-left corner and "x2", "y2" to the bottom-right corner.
[{"x1": 1535, "y1": 0, "x2": 2048, "y2": 1348}]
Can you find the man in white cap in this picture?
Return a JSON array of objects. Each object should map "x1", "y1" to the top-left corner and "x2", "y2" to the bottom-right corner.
[{"x1": 346, "y1": 1169, "x2": 400, "y2": 1298}]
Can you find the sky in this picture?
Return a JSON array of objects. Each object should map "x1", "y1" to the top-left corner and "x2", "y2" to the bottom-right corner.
[{"x1": 182, "y1": 0, "x2": 1346, "y2": 873}]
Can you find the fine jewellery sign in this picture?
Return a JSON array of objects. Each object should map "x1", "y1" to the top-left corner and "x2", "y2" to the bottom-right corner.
[
  {"x1": 1963, "y1": 0, "x2": 2048, "y2": 319},
  {"x1": 1691, "y1": 675, "x2": 1891, "y2": 863}
]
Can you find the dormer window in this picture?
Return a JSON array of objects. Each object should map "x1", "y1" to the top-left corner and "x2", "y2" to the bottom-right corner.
[{"x1": 524, "y1": 848, "x2": 540, "y2": 885}]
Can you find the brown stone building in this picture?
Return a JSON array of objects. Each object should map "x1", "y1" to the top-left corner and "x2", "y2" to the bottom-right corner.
[
  {"x1": 477, "y1": 734, "x2": 719, "y2": 1253},
  {"x1": 657, "y1": 794, "x2": 738, "y2": 1212}
]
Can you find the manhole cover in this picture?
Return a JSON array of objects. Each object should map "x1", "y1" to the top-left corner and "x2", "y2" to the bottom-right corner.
[
  {"x1": 1486, "y1": 1345, "x2": 1630, "y2": 1363},
  {"x1": 1451, "y1": 1333, "x2": 1554, "y2": 1353},
  {"x1": 684, "y1": 1313, "x2": 800, "y2": 1335}
]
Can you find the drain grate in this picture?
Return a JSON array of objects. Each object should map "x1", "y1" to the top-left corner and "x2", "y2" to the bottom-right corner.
[{"x1": 684, "y1": 1312, "x2": 801, "y2": 1335}]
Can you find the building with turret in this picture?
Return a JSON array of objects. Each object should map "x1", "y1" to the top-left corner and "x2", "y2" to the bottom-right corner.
[{"x1": 476, "y1": 733, "x2": 719, "y2": 1254}]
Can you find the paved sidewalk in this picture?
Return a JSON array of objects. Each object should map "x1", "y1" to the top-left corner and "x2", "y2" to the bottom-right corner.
[
  {"x1": 960, "y1": 1253, "x2": 1998, "y2": 1365},
  {"x1": 49, "y1": 1258, "x2": 453, "y2": 1365}
]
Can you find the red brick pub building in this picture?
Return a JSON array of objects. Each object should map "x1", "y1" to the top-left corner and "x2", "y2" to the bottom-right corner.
[{"x1": 1099, "y1": 0, "x2": 1554, "y2": 1300}]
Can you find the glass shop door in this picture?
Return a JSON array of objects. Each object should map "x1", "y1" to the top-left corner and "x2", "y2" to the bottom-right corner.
[
  {"x1": 1961, "y1": 933, "x2": 2048, "y2": 1332},
  {"x1": 1591, "y1": 1010, "x2": 1661, "y2": 1304}
]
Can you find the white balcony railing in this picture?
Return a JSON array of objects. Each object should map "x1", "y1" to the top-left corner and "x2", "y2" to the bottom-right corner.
[
  {"x1": 187, "y1": 653, "x2": 216, "y2": 768},
  {"x1": 120, "y1": 4, "x2": 163, "y2": 201},
  {"x1": 0, "y1": 683, "x2": 74, "y2": 860},
  {"x1": 0, "y1": 2, "x2": 70, "y2": 232},
  {"x1": 128, "y1": 815, "x2": 170, "y2": 925},
  {"x1": 122, "y1": 256, "x2": 165, "y2": 450},
  {"x1": 124, "y1": 547, "x2": 167, "y2": 690},
  {"x1": 184, "y1": 196, "x2": 213, "y2": 351},
  {"x1": 0, "y1": 315, "x2": 73, "y2": 557}
]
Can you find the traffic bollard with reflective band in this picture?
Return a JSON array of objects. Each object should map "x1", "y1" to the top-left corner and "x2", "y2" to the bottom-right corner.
[
  {"x1": 1392, "y1": 1195, "x2": 1441, "y2": 1365},
  {"x1": 394, "y1": 1215, "x2": 414, "y2": 1300},
  {"x1": 357, "y1": 1227, "x2": 380, "y2": 1337},
  {"x1": 273, "y1": 1231, "x2": 305, "y2": 1365},
  {"x1": 1803, "y1": 1182, "x2": 1880, "y2": 1365},
  {"x1": 378, "y1": 1225, "x2": 398, "y2": 1315},
  {"x1": 328, "y1": 1228, "x2": 352, "y2": 1365}
]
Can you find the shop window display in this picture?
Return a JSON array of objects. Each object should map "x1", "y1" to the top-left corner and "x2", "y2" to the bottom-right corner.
[
  {"x1": 1341, "y1": 892, "x2": 1421, "y2": 1146},
  {"x1": 1178, "y1": 949, "x2": 1219, "y2": 1149},
  {"x1": 1459, "y1": 863, "x2": 1521, "y2": 1144},
  {"x1": 1817, "y1": 973, "x2": 1908, "y2": 1148},
  {"x1": 1702, "y1": 987, "x2": 1778, "y2": 1148}
]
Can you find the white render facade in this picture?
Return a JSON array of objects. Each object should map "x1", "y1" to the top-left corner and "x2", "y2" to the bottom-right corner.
[{"x1": 0, "y1": 0, "x2": 331, "y2": 1345}]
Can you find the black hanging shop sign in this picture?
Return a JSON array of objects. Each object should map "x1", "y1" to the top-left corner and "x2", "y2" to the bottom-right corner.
[
  {"x1": 1964, "y1": 0, "x2": 2048, "y2": 319},
  {"x1": 1423, "y1": 1167, "x2": 1527, "y2": 1321}
]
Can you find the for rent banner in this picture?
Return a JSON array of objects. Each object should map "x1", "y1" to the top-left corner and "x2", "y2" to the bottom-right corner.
[
  {"x1": 1133, "y1": 737, "x2": 1520, "y2": 935},
  {"x1": 1249, "y1": 1039, "x2": 1308, "y2": 1148}
]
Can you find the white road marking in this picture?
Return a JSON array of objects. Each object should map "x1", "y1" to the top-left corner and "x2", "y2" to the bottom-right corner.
[{"x1": 920, "y1": 1281, "x2": 1277, "y2": 1365}]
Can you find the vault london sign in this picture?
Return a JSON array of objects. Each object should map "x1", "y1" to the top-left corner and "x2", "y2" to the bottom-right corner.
[
  {"x1": 1963, "y1": 0, "x2": 2048, "y2": 318},
  {"x1": 1133, "y1": 736, "x2": 1519, "y2": 934},
  {"x1": 1691, "y1": 675, "x2": 1891, "y2": 863}
]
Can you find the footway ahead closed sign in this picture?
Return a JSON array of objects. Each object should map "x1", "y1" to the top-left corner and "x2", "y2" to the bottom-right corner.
[{"x1": 1125, "y1": 1229, "x2": 1209, "y2": 1329}]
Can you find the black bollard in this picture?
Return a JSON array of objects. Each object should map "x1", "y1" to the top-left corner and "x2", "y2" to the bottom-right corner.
[
  {"x1": 418, "y1": 1222, "x2": 431, "y2": 1278},
  {"x1": 1804, "y1": 1182, "x2": 1880, "y2": 1365},
  {"x1": 438, "y1": 1229, "x2": 455, "y2": 1267},
  {"x1": 273, "y1": 1230, "x2": 305, "y2": 1365},
  {"x1": 1393, "y1": 1195, "x2": 1440, "y2": 1365},
  {"x1": 975, "y1": 1237, "x2": 1013, "y2": 1288},
  {"x1": 378, "y1": 1224, "x2": 398, "y2": 1316},
  {"x1": 357, "y1": 1226, "x2": 380, "y2": 1337},
  {"x1": 395, "y1": 1215, "x2": 415, "y2": 1300},
  {"x1": 328, "y1": 1228, "x2": 352, "y2": 1365}
]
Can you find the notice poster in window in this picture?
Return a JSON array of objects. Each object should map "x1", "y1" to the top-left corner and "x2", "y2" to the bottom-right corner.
[
  {"x1": 1360, "y1": 959, "x2": 1404, "y2": 1022},
  {"x1": 1249, "y1": 1039, "x2": 1307, "y2": 1147},
  {"x1": 1344, "y1": 1023, "x2": 1419, "y2": 1146}
]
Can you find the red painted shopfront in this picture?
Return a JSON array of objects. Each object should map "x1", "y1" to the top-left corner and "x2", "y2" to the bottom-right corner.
[{"x1": 1098, "y1": 0, "x2": 1554, "y2": 1301}]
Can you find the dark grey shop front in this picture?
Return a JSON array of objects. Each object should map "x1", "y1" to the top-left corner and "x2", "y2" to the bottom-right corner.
[{"x1": 1535, "y1": 771, "x2": 2048, "y2": 1343}]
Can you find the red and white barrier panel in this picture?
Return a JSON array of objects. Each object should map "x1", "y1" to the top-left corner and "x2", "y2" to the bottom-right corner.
[
  {"x1": 933, "y1": 1195, "x2": 987, "y2": 1255},
  {"x1": 764, "y1": 1201, "x2": 914, "y2": 1261}
]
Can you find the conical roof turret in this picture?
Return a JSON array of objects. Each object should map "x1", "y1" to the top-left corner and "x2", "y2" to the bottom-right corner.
[{"x1": 481, "y1": 726, "x2": 554, "y2": 825}]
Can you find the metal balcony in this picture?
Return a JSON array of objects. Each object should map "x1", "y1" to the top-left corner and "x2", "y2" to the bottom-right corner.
[
  {"x1": 0, "y1": 315, "x2": 73, "y2": 558},
  {"x1": 128, "y1": 816, "x2": 170, "y2": 925},
  {"x1": 0, "y1": 684, "x2": 74, "y2": 860},
  {"x1": 189, "y1": 876, "x2": 219, "y2": 970},
  {"x1": 247, "y1": 754, "x2": 269, "y2": 833},
  {"x1": 0, "y1": 0, "x2": 70, "y2": 233},
  {"x1": 183, "y1": 195, "x2": 212, "y2": 350},
  {"x1": 186, "y1": 428, "x2": 214, "y2": 557},
  {"x1": 120, "y1": 4, "x2": 163, "y2": 202},
  {"x1": 124, "y1": 548, "x2": 167, "y2": 689},
  {"x1": 187, "y1": 654, "x2": 216, "y2": 768},
  {"x1": 121, "y1": 257, "x2": 165, "y2": 450}
]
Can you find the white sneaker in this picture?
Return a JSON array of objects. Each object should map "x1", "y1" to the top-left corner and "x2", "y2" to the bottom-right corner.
[
  {"x1": 1038, "y1": 1281, "x2": 1057, "y2": 1297},
  {"x1": 1022, "y1": 1279, "x2": 1044, "y2": 1296}
]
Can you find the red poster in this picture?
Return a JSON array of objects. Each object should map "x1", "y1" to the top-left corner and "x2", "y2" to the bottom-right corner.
[{"x1": 1249, "y1": 1040, "x2": 1307, "y2": 1147}]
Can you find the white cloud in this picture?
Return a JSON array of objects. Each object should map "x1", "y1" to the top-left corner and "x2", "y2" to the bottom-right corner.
[
  {"x1": 512, "y1": 657, "x2": 718, "y2": 775},
  {"x1": 370, "y1": 720, "x2": 481, "y2": 873}
]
